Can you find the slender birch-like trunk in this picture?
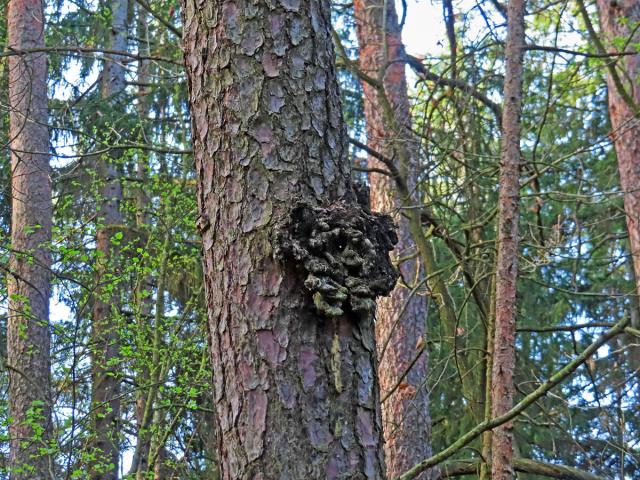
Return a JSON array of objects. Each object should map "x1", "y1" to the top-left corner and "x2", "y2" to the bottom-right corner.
[{"x1": 89, "y1": 1, "x2": 128, "y2": 477}]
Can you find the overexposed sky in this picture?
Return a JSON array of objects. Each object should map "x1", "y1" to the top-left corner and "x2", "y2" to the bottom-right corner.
[{"x1": 400, "y1": 0, "x2": 447, "y2": 56}]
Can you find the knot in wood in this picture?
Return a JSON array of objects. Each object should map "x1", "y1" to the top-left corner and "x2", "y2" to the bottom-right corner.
[{"x1": 274, "y1": 199, "x2": 399, "y2": 318}]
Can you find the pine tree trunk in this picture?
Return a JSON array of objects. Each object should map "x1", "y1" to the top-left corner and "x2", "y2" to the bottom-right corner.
[
  {"x1": 182, "y1": 0, "x2": 398, "y2": 477},
  {"x1": 353, "y1": 1, "x2": 434, "y2": 478},
  {"x1": 90, "y1": 0, "x2": 128, "y2": 477},
  {"x1": 6, "y1": 1, "x2": 53, "y2": 477},
  {"x1": 490, "y1": 0, "x2": 525, "y2": 479}
]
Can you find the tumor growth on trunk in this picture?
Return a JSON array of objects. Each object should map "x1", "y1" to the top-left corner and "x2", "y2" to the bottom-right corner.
[{"x1": 275, "y1": 199, "x2": 398, "y2": 318}]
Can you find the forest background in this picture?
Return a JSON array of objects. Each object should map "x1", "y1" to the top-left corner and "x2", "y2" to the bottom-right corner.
[{"x1": 1, "y1": 0, "x2": 639, "y2": 479}]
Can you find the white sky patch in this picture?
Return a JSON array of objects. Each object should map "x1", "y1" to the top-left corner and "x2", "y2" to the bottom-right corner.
[
  {"x1": 50, "y1": 294, "x2": 73, "y2": 323},
  {"x1": 399, "y1": 0, "x2": 447, "y2": 57}
]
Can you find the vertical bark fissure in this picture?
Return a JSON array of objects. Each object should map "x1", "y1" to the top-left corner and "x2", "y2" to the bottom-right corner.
[
  {"x1": 490, "y1": 1, "x2": 526, "y2": 479},
  {"x1": 6, "y1": 0, "x2": 53, "y2": 478},
  {"x1": 90, "y1": 0, "x2": 129, "y2": 477},
  {"x1": 182, "y1": 0, "x2": 392, "y2": 477},
  {"x1": 352, "y1": 0, "x2": 434, "y2": 477}
]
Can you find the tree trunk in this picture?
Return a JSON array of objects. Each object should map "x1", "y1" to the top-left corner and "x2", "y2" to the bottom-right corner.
[
  {"x1": 181, "y1": 0, "x2": 399, "y2": 477},
  {"x1": 353, "y1": 1, "x2": 434, "y2": 478},
  {"x1": 596, "y1": 0, "x2": 640, "y2": 312},
  {"x1": 90, "y1": 0, "x2": 128, "y2": 477},
  {"x1": 6, "y1": 1, "x2": 53, "y2": 478},
  {"x1": 490, "y1": 1, "x2": 525, "y2": 479}
]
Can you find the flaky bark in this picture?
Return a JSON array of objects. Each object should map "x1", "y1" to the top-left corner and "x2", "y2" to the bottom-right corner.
[
  {"x1": 353, "y1": 0, "x2": 433, "y2": 478},
  {"x1": 6, "y1": 1, "x2": 53, "y2": 477},
  {"x1": 89, "y1": 0, "x2": 128, "y2": 477},
  {"x1": 490, "y1": 1, "x2": 525, "y2": 479},
  {"x1": 182, "y1": 0, "x2": 394, "y2": 477}
]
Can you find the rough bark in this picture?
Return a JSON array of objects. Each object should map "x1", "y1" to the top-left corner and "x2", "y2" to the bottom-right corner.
[
  {"x1": 596, "y1": 1, "x2": 640, "y2": 306},
  {"x1": 353, "y1": 0, "x2": 434, "y2": 478},
  {"x1": 181, "y1": 0, "x2": 396, "y2": 477},
  {"x1": 89, "y1": 0, "x2": 128, "y2": 477},
  {"x1": 490, "y1": 1, "x2": 525, "y2": 479},
  {"x1": 6, "y1": 0, "x2": 53, "y2": 477}
]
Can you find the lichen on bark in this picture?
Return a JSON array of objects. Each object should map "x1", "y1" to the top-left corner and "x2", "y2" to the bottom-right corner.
[{"x1": 275, "y1": 199, "x2": 399, "y2": 318}]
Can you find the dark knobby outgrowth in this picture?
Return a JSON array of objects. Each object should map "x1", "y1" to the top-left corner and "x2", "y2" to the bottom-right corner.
[{"x1": 275, "y1": 197, "x2": 399, "y2": 318}]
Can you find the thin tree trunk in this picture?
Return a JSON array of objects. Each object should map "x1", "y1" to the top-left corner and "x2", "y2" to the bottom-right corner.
[
  {"x1": 142, "y1": 233, "x2": 169, "y2": 476},
  {"x1": 6, "y1": 1, "x2": 53, "y2": 478},
  {"x1": 353, "y1": 1, "x2": 434, "y2": 478},
  {"x1": 90, "y1": 0, "x2": 128, "y2": 477},
  {"x1": 182, "y1": 0, "x2": 399, "y2": 476},
  {"x1": 480, "y1": 277, "x2": 495, "y2": 480},
  {"x1": 490, "y1": 0, "x2": 526, "y2": 479},
  {"x1": 129, "y1": 7, "x2": 154, "y2": 478}
]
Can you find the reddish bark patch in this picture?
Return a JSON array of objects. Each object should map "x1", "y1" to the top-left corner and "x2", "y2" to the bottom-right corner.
[{"x1": 298, "y1": 345, "x2": 318, "y2": 390}]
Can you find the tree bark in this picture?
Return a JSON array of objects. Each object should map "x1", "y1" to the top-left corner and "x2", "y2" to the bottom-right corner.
[
  {"x1": 490, "y1": 1, "x2": 525, "y2": 479},
  {"x1": 353, "y1": 1, "x2": 434, "y2": 478},
  {"x1": 89, "y1": 0, "x2": 128, "y2": 477},
  {"x1": 6, "y1": 0, "x2": 53, "y2": 478},
  {"x1": 182, "y1": 0, "x2": 397, "y2": 477}
]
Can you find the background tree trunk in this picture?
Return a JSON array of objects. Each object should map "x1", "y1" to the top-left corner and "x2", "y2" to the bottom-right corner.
[
  {"x1": 181, "y1": 0, "x2": 396, "y2": 477},
  {"x1": 353, "y1": 1, "x2": 434, "y2": 478},
  {"x1": 130, "y1": 8, "x2": 154, "y2": 478},
  {"x1": 90, "y1": 0, "x2": 128, "y2": 477},
  {"x1": 595, "y1": 0, "x2": 640, "y2": 377},
  {"x1": 6, "y1": 0, "x2": 53, "y2": 477},
  {"x1": 491, "y1": 0, "x2": 526, "y2": 479}
]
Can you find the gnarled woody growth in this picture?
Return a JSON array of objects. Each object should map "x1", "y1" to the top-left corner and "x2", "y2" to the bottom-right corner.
[{"x1": 275, "y1": 198, "x2": 398, "y2": 318}]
